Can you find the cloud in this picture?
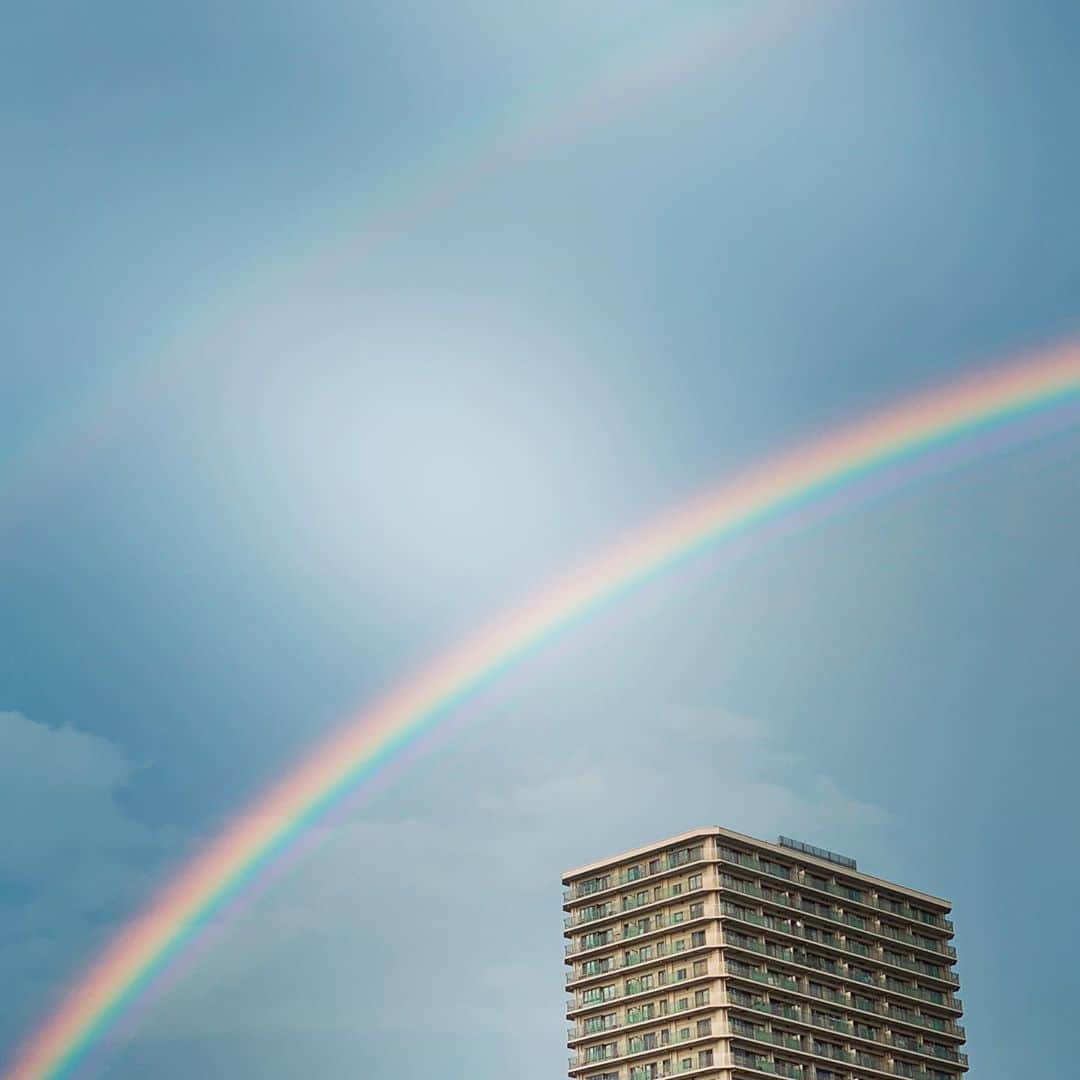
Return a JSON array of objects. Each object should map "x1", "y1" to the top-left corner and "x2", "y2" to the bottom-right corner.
[
  {"x1": 124, "y1": 698, "x2": 887, "y2": 1061},
  {"x1": 0, "y1": 712, "x2": 179, "y2": 1047},
  {"x1": 0, "y1": 712, "x2": 171, "y2": 906},
  {"x1": 465, "y1": 700, "x2": 889, "y2": 845},
  {"x1": 130, "y1": 815, "x2": 564, "y2": 1039},
  {"x1": 658, "y1": 702, "x2": 772, "y2": 744},
  {"x1": 0, "y1": 695, "x2": 885, "y2": 1076}
]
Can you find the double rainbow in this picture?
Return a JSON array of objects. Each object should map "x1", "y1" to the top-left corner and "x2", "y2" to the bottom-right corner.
[{"x1": 6, "y1": 342, "x2": 1079, "y2": 1079}]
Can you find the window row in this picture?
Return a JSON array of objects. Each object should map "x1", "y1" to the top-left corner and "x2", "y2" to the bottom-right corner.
[
  {"x1": 578, "y1": 1019, "x2": 714, "y2": 1063},
  {"x1": 723, "y1": 958, "x2": 958, "y2": 1014},
  {"x1": 575, "y1": 932, "x2": 709, "y2": 979},
  {"x1": 730, "y1": 1044, "x2": 959, "y2": 1080},
  {"x1": 721, "y1": 917, "x2": 951, "y2": 981},
  {"x1": 727, "y1": 1010, "x2": 964, "y2": 1066},
  {"x1": 726, "y1": 987, "x2": 964, "y2": 1057},
  {"x1": 720, "y1": 875, "x2": 955, "y2": 963},
  {"x1": 578, "y1": 893, "x2": 707, "y2": 946},
  {"x1": 716, "y1": 846, "x2": 951, "y2": 932},
  {"x1": 568, "y1": 845, "x2": 707, "y2": 900},
  {"x1": 579, "y1": 978, "x2": 711, "y2": 1010},
  {"x1": 572, "y1": 875, "x2": 705, "y2": 926}
]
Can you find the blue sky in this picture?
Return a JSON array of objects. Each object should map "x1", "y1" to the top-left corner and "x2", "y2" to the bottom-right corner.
[{"x1": 2, "y1": 2, "x2": 1078, "y2": 1077}]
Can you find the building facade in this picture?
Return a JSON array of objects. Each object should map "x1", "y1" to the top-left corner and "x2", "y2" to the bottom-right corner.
[{"x1": 563, "y1": 827, "x2": 967, "y2": 1080}]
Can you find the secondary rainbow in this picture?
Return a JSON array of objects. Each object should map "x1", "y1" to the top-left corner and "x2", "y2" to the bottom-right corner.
[
  {"x1": 7, "y1": 341, "x2": 1080, "y2": 1079},
  {"x1": 1, "y1": 0, "x2": 805, "y2": 531}
]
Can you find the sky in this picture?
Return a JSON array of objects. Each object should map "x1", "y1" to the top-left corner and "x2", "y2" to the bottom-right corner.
[{"x1": 2, "y1": 1, "x2": 1079, "y2": 1077}]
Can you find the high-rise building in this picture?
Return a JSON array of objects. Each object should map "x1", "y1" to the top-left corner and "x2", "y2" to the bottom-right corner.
[{"x1": 563, "y1": 827, "x2": 967, "y2": 1080}]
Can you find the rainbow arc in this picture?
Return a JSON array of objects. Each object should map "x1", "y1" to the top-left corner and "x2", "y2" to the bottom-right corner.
[{"x1": 5, "y1": 341, "x2": 1079, "y2": 1079}]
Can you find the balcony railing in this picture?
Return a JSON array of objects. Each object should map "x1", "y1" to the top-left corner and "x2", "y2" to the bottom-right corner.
[
  {"x1": 722, "y1": 959, "x2": 965, "y2": 1031},
  {"x1": 714, "y1": 848, "x2": 954, "y2": 936},
  {"x1": 564, "y1": 847, "x2": 709, "y2": 905},
  {"x1": 568, "y1": 926, "x2": 715, "y2": 986},
  {"x1": 717, "y1": 946, "x2": 963, "y2": 1010},
  {"x1": 717, "y1": 877, "x2": 959, "y2": 986},
  {"x1": 724, "y1": 989, "x2": 968, "y2": 1067},
  {"x1": 880, "y1": 921, "x2": 958, "y2": 960},
  {"x1": 720, "y1": 906, "x2": 961, "y2": 993},
  {"x1": 728, "y1": 1025, "x2": 966, "y2": 1078},
  {"x1": 566, "y1": 879, "x2": 707, "y2": 929},
  {"x1": 872, "y1": 897, "x2": 954, "y2": 933},
  {"x1": 570, "y1": 997, "x2": 714, "y2": 1040},
  {"x1": 568, "y1": 1027, "x2": 712, "y2": 1069}
]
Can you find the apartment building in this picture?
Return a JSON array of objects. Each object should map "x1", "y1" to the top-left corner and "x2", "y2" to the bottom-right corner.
[{"x1": 563, "y1": 827, "x2": 967, "y2": 1080}]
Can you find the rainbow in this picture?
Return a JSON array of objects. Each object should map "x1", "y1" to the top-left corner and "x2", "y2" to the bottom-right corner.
[{"x1": 5, "y1": 341, "x2": 1079, "y2": 1079}]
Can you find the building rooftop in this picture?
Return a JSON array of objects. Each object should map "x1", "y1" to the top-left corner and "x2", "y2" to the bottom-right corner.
[{"x1": 561, "y1": 825, "x2": 951, "y2": 909}]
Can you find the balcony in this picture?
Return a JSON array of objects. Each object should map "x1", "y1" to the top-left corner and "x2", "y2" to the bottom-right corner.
[
  {"x1": 567, "y1": 930, "x2": 715, "y2": 989},
  {"x1": 564, "y1": 847, "x2": 708, "y2": 911},
  {"x1": 715, "y1": 848, "x2": 953, "y2": 934},
  {"x1": 722, "y1": 959, "x2": 965, "y2": 1035},
  {"x1": 718, "y1": 848, "x2": 797, "y2": 883},
  {"x1": 568, "y1": 1028, "x2": 714, "y2": 1072},
  {"x1": 728, "y1": 1026, "x2": 965, "y2": 1080},
  {"x1": 717, "y1": 878, "x2": 960, "y2": 987},
  {"x1": 728, "y1": 1049, "x2": 804, "y2": 1078},
  {"x1": 725, "y1": 960, "x2": 800, "y2": 993},
  {"x1": 567, "y1": 911, "x2": 703, "y2": 957},
  {"x1": 567, "y1": 964, "x2": 715, "y2": 1016},
  {"x1": 566, "y1": 879, "x2": 708, "y2": 931},
  {"x1": 873, "y1": 896, "x2": 954, "y2": 934},
  {"x1": 568, "y1": 909, "x2": 716, "y2": 970},
  {"x1": 565, "y1": 905, "x2": 616, "y2": 929},
  {"x1": 880, "y1": 952, "x2": 961, "y2": 988},
  {"x1": 568, "y1": 989, "x2": 718, "y2": 1041},
  {"x1": 722, "y1": 986, "x2": 969, "y2": 1070},
  {"x1": 799, "y1": 877, "x2": 953, "y2": 936},
  {"x1": 880, "y1": 922, "x2": 958, "y2": 960},
  {"x1": 624, "y1": 880, "x2": 706, "y2": 912}
]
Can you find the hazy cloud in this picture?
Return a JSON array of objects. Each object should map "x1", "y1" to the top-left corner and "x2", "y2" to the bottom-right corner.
[
  {"x1": 0, "y1": 712, "x2": 181, "y2": 1048},
  {"x1": 0, "y1": 711, "x2": 175, "y2": 911},
  {"x1": 127, "y1": 699, "x2": 886, "y2": 1055}
]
